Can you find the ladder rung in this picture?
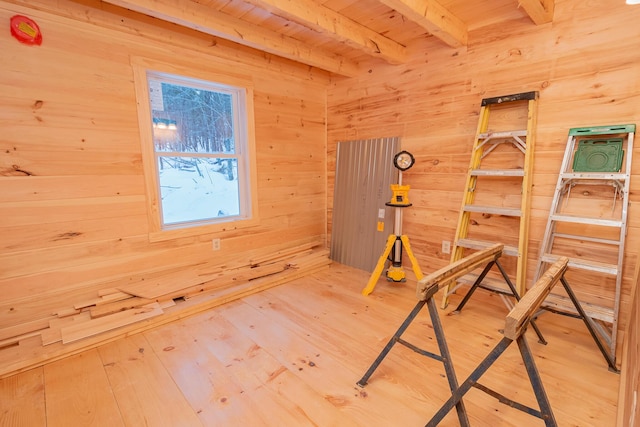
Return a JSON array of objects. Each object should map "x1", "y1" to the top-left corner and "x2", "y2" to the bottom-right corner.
[
  {"x1": 470, "y1": 169, "x2": 525, "y2": 177},
  {"x1": 477, "y1": 130, "x2": 528, "y2": 139},
  {"x1": 553, "y1": 232, "x2": 621, "y2": 246},
  {"x1": 542, "y1": 293, "x2": 614, "y2": 323},
  {"x1": 463, "y1": 205, "x2": 521, "y2": 217},
  {"x1": 562, "y1": 173, "x2": 626, "y2": 181},
  {"x1": 549, "y1": 214, "x2": 622, "y2": 227},
  {"x1": 541, "y1": 254, "x2": 618, "y2": 275},
  {"x1": 456, "y1": 239, "x2": 519, "y2": 256}
]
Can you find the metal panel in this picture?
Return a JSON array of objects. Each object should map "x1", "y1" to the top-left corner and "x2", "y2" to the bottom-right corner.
[{"x1": 330, "y1": 137, "x2": 399, "y2": 272}]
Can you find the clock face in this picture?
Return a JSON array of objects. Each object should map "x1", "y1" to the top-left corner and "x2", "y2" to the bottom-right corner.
[{"x1": 394, "y1": 151, "x2": 414, "y2": 171}]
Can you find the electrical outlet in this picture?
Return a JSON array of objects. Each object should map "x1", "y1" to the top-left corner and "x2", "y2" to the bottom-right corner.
[
  {"x1": 442, "y1": 240, "x2": 451, "y2": 254},
  {"x1": 212, "y1": 238, "x2": 221, "y2": 251}
]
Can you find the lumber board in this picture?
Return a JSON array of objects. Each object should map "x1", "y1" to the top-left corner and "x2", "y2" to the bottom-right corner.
[
  {"x1": 117, "y1": 265, "x2": 225, "y2": 299},
  {"x1": 89, "y1": 296, "x2": 153, "y2": 319},
  {"x1": 73, "y1": 291, "x2": 134, "y2": 310},
  {"x1": 504, "y1": 257, "x2": 568, "y2": 340},
  {"x1": 42, "y1": 312, "x2": 92, "y2": 346},
  {"x1": 0, "y1": 256, "x2": 330, "y2": 379},
  {"x1": 61, "y1": 303, "x2": 164, "y2": 344},
  {"x1": 416, "y1": 243, "x2": 503, "y2": 300},
  {"x1": 249, "y1": 241, "x2": 319, "y2": 266},
  {"x1": 0, "y1": 317, "x2": 53, "y2": 342}
]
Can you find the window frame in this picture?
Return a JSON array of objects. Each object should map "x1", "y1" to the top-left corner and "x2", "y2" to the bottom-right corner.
[{"x1": 131, "y1": 57, "x2": 259, "y2": 242}]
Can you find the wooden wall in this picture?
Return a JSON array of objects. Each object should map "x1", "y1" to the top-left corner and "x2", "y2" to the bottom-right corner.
[
  {"x1": 0, "y1": 0, "x2": 330, "y2": 376},
  {"x1": 327, "y1": 0, "x2": 640, "y2": 361}
]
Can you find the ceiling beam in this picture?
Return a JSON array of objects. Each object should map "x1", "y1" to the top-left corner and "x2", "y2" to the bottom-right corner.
[
  {"x1": 102, "y1": 0, "x2": 360, "y2": 76},
  {"x1": 243, "y1": 0, "x2": 407, "y2": 64},
  {"x1": 518, "y1": 0, "x2": 555, "y2": 24},
  {"x1": 377, "y1": 0, "x2": 467, "y2": 47}
]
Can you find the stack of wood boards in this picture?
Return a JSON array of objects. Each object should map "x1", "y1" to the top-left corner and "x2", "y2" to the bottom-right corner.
[{"x1": 0, "y1": 244, "x2": 331, "y2": 378}]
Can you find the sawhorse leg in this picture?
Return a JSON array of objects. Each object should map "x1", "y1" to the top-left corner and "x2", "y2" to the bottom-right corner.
[
  {"x1": 560, "y1": 276, "x2": 618, "y2": 372},
  {"x1": 425, "y1": 335, "x2": 557, "y2": 427},
  {"x1": 453, "y1": 259, "x2": 547, "y2": 344},
  {"x1": 357, "y1": 284, "x2": 470, "y2": 427}
]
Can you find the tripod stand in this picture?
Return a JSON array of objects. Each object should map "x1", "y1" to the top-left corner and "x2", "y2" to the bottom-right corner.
[{"x1": 362, "y1": 151, "x2": 423, "y2": 296}]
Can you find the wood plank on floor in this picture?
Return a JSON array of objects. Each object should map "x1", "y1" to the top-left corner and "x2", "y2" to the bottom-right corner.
[
  {"x1": 215, "y1": 296, "x2": 442, "y2": 425},
  {"x1": 43, "y1": 349, "x2": 124, "y2": 427},
  {"x1": 97, "y1": 333, "x2": 202, "y2": 426},
  {"x1": 0, "y1": 367, "x2": 46, "y2": 426},
  {"x1": 144, "y1": 321, "x2": 269, "y2": 426}
]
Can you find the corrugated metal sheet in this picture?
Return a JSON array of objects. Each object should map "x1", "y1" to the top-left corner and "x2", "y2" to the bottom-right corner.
[{"x1": 330, "y1": 137, "x2": 399, "y2": 272}]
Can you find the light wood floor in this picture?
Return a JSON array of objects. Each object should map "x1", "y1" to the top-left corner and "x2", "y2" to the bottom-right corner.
[{"x1": 0, "y1": 263, "x2": 619, "y2": 426}]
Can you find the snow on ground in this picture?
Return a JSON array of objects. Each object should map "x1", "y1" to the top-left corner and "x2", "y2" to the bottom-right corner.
[{"x1": 158, "y1": 159, "x2": 239, "y2": 225}]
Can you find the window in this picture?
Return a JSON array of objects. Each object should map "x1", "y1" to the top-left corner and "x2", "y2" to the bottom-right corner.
[{"x1": 133, "y1": 59, "x2": 258, "y2": 240}]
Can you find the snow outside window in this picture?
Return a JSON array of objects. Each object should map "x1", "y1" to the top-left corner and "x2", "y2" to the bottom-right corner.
[{"x1": 146, "y1": 71, "x2": 251, "y2": 229}]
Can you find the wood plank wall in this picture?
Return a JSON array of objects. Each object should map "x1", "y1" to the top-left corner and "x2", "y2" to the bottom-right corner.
[
  {"x1": 327, "y1": 0, "x2": 640, "y2": 362},
  {"x1": 0, "y1": 0, "x2": 330, "y2": 376}
]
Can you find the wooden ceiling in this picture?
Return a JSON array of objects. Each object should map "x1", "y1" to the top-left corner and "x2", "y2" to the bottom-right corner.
[{"x1": 104, "y1": 0, "x2": 555, "y2": 76}]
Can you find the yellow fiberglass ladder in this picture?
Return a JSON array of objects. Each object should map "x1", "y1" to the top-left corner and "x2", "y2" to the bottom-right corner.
[
  {"x1": 533, "y1": 124, "x2": 635, "y2": 368},
  {"x1": 441, "y1": 91, "x2": 539, "y2": 309}
]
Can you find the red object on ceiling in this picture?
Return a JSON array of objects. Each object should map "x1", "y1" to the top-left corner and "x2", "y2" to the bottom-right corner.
[{"x1": 10, "y1": 15, "x2": 42, "y2": 46}]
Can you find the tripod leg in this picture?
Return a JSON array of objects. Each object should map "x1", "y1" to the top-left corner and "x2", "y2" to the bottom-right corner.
[
  {"x1": 400, "y1": 235, "x2": 424, "y2": 280},
  {"x1": 362, "y1": 234, "x2": 396, "y2": 296}
]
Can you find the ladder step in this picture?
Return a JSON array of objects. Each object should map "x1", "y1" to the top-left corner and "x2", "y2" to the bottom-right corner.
[
  {"x1": 562, "y1": 173, "x2": 626, "y2": 181},
  {"x1": 553, "y1": 232, "x2": 621, "y2": 246},
  {"x1": 470, "y1": 169, "x2": 525, "y2": 177},
  {"x1": 549, "y1": 214, "x2": 622, "y2": 227},
  {"x1": 463, "y1": 205, "x2": 521, "y2": 217},
  {"x1": 477, "y1": 130, "x2": 528, "y2": 139},
  {"x1": 541, "y1": 254, "x2": 618, "y2": 275},
  {"x1": 456, "y1": 239, "x2": 519, "y2": 256},
  {"x1": 542, "y1": 293, "x2": 614, "y2": 323}
]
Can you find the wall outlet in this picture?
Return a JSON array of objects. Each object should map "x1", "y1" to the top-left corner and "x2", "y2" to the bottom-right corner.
[
  {"x1": 442, "y1": 240, "x2": 451, "y2": 254},
  {"x1": 212, "y1": 238, "x2": 221, "y2": 251}
]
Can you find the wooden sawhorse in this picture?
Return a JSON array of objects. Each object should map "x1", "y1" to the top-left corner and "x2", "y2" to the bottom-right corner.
[
  {"x1": 357, "y1": 243, "x2": 568, "y2": 426},
  {"x1": 454, "y1": 253, "x2": 618, "y2": 372}
]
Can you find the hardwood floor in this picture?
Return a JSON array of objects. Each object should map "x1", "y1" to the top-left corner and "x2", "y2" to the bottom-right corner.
[{"x1": 0, "y1": 263, "x2": 619, "y2": 426}]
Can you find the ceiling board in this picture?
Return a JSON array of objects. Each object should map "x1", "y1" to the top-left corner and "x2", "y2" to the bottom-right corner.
[{"x1": 105, "y1": 0, "x2": 554, "y2": 76}]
